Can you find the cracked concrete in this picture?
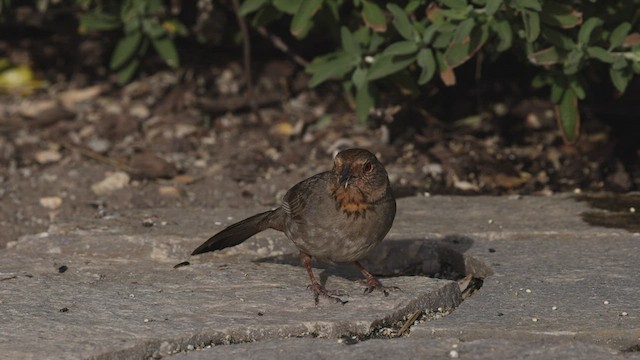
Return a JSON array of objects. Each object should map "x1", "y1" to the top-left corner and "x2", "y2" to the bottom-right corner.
[{"x1": 1, "y1": 195, "x2": 639, "y2": 359}]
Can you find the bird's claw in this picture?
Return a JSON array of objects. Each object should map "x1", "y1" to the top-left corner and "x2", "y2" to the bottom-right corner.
[
  {"x1": 358, "y1": 277, "x2": 400, "y2": 296},
  {"x1": 307, "y1": 283, "x2": 348, "y2": 305}
]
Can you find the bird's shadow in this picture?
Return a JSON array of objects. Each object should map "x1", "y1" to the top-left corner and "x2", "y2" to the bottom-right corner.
[{"x1": 254, "y1": 235, "x2": 492, "y2": 287}]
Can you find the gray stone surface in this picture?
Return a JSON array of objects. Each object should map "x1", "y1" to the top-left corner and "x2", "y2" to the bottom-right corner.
[
  {"x1": 181, "y1": 338, "x2": 640, "y2": 360},
  {"x1": 1, "y1": 195, "x2": 639, "y2": 359}
]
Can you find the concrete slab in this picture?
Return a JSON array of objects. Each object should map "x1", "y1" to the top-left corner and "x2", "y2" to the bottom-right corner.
[
  {"x1": 1, "y1": 195, "x2": 639, "y2": 359},
  {"x1": 179, "y1": 337, "x2": 640, "y2": 360}
]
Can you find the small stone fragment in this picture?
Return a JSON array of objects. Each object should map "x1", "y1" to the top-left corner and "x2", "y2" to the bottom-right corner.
[
  {"x1": 130, "y1": 152, "x2": 177, "y2": 179},
  {"x1": 34, "y1": 149, "x2": 62, "y2": 164},
  {"x1": 40, "y1": 196, "x2": 62, "y2": 210},
  {"x1": 159, "y1": 186, "x2": 181, "y2": 197},
  {"x1": 91, "y1": 171, "x2": 130, "y2": 195},
  {"x1": 86, "y1": 137, "x2": 111, "y2": 154}
]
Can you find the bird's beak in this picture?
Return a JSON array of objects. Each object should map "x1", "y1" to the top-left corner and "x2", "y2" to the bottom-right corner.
[{"x1": 339, "y1": 165, "x2": 353, "y2": 189}]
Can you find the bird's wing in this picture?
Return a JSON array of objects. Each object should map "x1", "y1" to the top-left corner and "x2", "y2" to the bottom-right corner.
[{"x1": 282, "y1": 172, "x2": 330, "y2": 221}]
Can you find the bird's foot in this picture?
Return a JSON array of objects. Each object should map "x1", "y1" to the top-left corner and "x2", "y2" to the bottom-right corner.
[
  {"x1": 358, "y1": 276, "x2": 400, "y2": 296},
  {"x1": 307, "y1": 283, "x2": 348, "y2": 305}
]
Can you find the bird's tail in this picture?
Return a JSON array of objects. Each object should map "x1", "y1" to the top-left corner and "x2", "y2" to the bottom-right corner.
[{"x1": 191, "y1": 209, "x2": 282, "y2": 255}]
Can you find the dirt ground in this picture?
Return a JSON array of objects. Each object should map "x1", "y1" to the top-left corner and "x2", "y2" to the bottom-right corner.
[{"x1": 1, "y1": 62, "x2": 639, "y2": 249}]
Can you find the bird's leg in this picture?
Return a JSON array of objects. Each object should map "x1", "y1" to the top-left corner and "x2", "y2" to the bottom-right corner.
[
  {"x1": 354, "y1": 261, "x2": 399, "y2": 296},
  {"x1": 300, "y1": 252, "x2": 347, "y2": 305}
]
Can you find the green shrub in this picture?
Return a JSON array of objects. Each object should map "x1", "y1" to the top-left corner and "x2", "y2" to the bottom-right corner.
[
  {"x1": 2, "y1": 0, "x2": 639, "y2": 143},
  {"x1": 242, "y1": 0, "x2": 640, "y2": 143},
  {"x1": 80, "y1": 0, "x2": 187, "y2": 84}
]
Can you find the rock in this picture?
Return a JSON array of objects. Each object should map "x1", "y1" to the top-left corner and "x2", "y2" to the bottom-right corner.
[
  {"x1": 39, "y1": 196, "x2": 62, "y2": 210},
  {"x1": 34, "y1": 149, "x2": 62, "y2": 164},
  {"x1": 86, "y1": 137, "x2": 111, "y2": 154},
  {"x1": 90, "y1": 171, "x2": 130, "y2": 195},
  {"x1": 130, "y1": 152, "x2": 177, "y2": 179}
]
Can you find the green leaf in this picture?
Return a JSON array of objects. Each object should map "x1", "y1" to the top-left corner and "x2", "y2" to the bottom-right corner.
[
  {"x1": 151, "y1": 36, "x2": 179, "y2": 68},
  {"x1": 432, "y1": 31, "x2": 454, "y2": 49},
  {"x1": 610, "y1": 66, "x2": 632, "y2": 93},
  {"x1": 239, "y1": 0, "x2": 268, "y2": 16},
  {"x1": 405, "y1": 0, "x2": 422, "y2": 13},
  {"x1": 512, "y1": 0, "x2": 541, "y2": 12},
  {"x1": 382, "y1": 41, "x2": 418, "y2": 56},
  {"x1": 110, "y1": 32, "x2": 143, "y2": 70},
  {"x1": 444, "y1": 24, "x2": 489, "y2": 68},
  {"x1": 541, "y1": 28, "x2": 575, "y2": 50},
  {"x1": 540, "y1": 1, "x2": 582, "y2": 29},
  {"x1": 367, "y1": 53, "x2": 416, "y2": 81},
  {"x1": 368, "y1": 32, "x2": 385, "y2": 52},
  {"x1": 307, "y1": 53, "x2": 359, "y2": 87},
  {"x1": 522, "y1": 10, "x2": 540, "y2": 43},
  {"x1": 361, "y1": 1, "x2": 387, "y2": 32},
  {"x1": 454, "y1": 18, "x2": 475, "y2": 43},
  {"x1": 123, "y1": 17, "x2": 141, "y2": 34},
  {"x1": 417, "y1": 48, "x2": 436, "y2": 85},
  {"x1": 563, "y1": 49, "x2": 583, "y2": 75},
  {"x1": 555, "y1": 87, "x2": 580, "y2": 144},
  {"x1": 531, "y1": 73, "x2": 552, "y2": 88},
  {"x1": 251, "y1": 5, "x2": 283, "y2": 27},
  {"x1": 341, "y1": 27, "x2": 360, "y2": 56},
  {"x1": 273, "y1": 0, "x2": 301, "y2": 15},
  {"x1": 586, "y1": 47, "x2": 615, "y2": 63},
  {"x1": 568, "y1": 76, "x2": 585, "y2": 100},
  {"x1": 612, "y1": 56, "x2": 628, "y2": 70},
  {"x1": 421, "y1": 23, "x2": 441, "y2": 44},
  {"x1": 290, "y1": 0, "x2": 323, "y2": 38},
  {"x1": 610, "y1": 22, "x2": 631, "y2": 49},
  {"x1": 550, "y1": 79, "x2": 564, "y2": 103},
  {"x1": 352, "y1": 67, "x2": 368, "y2": 89},
  {"x1": 528, "y1": 46, "x2": 566, "y2": 66},
  {"x1": 436, "y1": 50, "x2": 456, "y2": 86},
  {"x1": 491, "y1": 19, "x2": 512, "y2": 52},
  {"x1": 116, "y1": 58, "x2": 139, "y2": 84},
  {"x1": 81, "y1": 11, "x2": 122, "y2": 31},
  {"x1": 387, "y1": 3, "x2": 415, "y2": 40},
  {"x1": 426, "y1": 3, "x2": 446, "y2": 24},
  {"x1": 440, "y1": 0, "x2": 467, "y2": 9},
  {"x1": 142, "y1": 18, "x2": 165, "y2": 38},
  {"x1": 577, "y1": 18, "x2": 603, "y2": 46},
  {"x1": 485, "y1": 0, "x2": 502, "y2": 16},
  {"x1": 355, "y1": 83, "x2": 374, "y2": 122}
]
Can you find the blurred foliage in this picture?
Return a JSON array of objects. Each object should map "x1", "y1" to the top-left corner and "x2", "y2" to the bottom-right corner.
[
  {"x1": 79, "y1": 0, "x2": 187, "y2": 84},
  {"x1": 241, "y1": 0, "x2": 640, "y2": 143},
  {"x1": 1, "y1": 0, "x2": 639, "y2": 142}
]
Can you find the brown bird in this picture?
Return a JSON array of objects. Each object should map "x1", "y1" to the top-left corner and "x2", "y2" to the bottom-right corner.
[{"x1": 191, "y1": 148, "x2": 396, "y2": 304}]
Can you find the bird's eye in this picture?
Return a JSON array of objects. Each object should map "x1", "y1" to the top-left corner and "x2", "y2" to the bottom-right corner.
[{"x1": 363, "y1": 162, "x2": 373, "y2": 173}]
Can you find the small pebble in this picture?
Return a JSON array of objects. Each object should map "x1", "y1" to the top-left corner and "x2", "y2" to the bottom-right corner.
[
  {"x1": 34, "y1": 149, "x2": 62, "y2": 164},
  {"x1": 620, "y1": 312, "x2": 628, "y2": 316},
  {"x1": 604, "y1": 300, "x2": 609, "y2": 305},
  {"x1": 449, "y1": 350, "x2": 459, "y2": 358},
  {"x1": 532, "y1": 318, "x2": 538, "y2": 322},
  {"x1": 487, "y1": 219, "x2": 494, "y2": 224},
  {"x1": 143, "y1": 318, "x2": 149, "y2": 323},
  {"x1": 525, "y1": 289, "x2": 532, "y2": 293},
  {"x1": 630, "y1": 207, "x2": 636, "y2": 213},
  {"x1": 86, "y1": 137, "x2": 111, "y2": 154},
  {"x1": 40, "y1": 196, "x2": 62, "y2": 210},
  {"x1": 552, "y1": 306, "x2": 558, "y2": 311}
]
